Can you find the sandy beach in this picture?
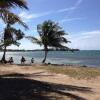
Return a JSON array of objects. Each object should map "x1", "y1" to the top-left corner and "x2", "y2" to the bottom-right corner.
[{"x1": 0, "y1": 64, "x2": 100, "y2": 100}]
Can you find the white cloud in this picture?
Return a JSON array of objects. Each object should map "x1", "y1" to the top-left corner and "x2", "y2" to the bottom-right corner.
[
  {"x1": 57, "y1": 7, "x2": 76, "y2": 13},
  {"x1": 67, "y1": 30, "x2": 100, "y2": 50},
  {"x1": 19, "y1": 12, "x2": 35, "y2": 19},
  {"x1": 0, "y1": 19, "x2": 3, "y2": 24},
  {"x1": 18, "y1": 0, "x2": 83, "y2": 24},
  {"x1": 75, "y1": 0, "x2": 83, "y2": 6},
  {"x1": 8, "y1": 38, "x2": 42, "y2": 50},
  {"x1": 0, "y1": 19, "x2": 5, "y2": 28},
  {"x1": 18, "y1": 0, "x2": 83, "y2": 23},
  {"x1": 19, "y1": 11, "x2": 52, "y2": 22},
  {"x1": 8, "y1": 30, "x2": 100, "y2": 50},
  {"x1": 59, "y1": 17, "x2": 85, "y2": 23},
  {"x1": 57, "y1": 0, "x2": 83, "y2": 13}
]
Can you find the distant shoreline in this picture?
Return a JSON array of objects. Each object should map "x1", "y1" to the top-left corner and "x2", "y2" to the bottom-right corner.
[
  {"x1": 0, "y1": 49, "x2": 79, "y2": 52},
  {"x1": 0, "y1": 49, "x2": 100, "y2": 52}
]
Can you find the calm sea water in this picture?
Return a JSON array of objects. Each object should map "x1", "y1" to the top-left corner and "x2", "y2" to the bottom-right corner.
[{"x1": 0, "y1": 50, "x2": 100, "y2": 67}]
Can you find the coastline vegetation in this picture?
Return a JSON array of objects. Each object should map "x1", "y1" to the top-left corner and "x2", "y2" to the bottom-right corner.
[{"x1": 0, "y1": 48, "x2": 79, "y2": 52}]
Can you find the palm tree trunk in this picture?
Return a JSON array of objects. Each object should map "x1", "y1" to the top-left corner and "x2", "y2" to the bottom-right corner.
[
  {"x1": 42, "y1": 46, "x2": 48, "y2": 63},
  {"x1": 2, "y1": 45, "x2": 7, "y2": 63},
  {"x1": 1, "y1": 24, "x2": 9, "y2": 63}
]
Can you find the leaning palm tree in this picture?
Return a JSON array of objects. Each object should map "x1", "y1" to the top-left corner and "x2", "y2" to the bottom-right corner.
[
  {"x1": 27, "y1": 20, "x2": 70, "y2": 63},
  {"x1": 1, "y1": 12, "x2": 27, "y2": 62}
]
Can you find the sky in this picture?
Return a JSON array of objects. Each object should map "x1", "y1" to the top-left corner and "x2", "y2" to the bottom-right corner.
[{"x1": 0, "y1": 0, "x2": 100, "y2": 50}]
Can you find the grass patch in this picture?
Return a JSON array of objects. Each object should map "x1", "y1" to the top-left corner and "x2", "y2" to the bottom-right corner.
[{"x1": 37, "y1": 65, "x2": 100, "y2": 79}]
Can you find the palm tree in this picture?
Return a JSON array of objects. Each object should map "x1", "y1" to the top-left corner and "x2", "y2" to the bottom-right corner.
[
  {"x1": 27, "y1": 20, "x2": 70, "y2": 63},
  {"x1": 1, "y1": 26, "x2": 25, "y2": 62},
  {"x1": 0, "y1": 0, "x2": 28, "y2": 62},
  {"x1": 1, "y1": 12, "x2": 27, "y2": 62},
  {"x1": 0, "y1": 10, "x2": 28, "y2": 47},
  {"x1": 0, "y1": 0, "x2": 28, "y2": 9},
  {"x1": 0, "y1": 0, "x2": 28, "y2": 47}
]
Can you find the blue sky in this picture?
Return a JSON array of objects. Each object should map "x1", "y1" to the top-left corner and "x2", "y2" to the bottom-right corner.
[{"x1": 1, "y1": 0, "x2": 100, "y2": 50}]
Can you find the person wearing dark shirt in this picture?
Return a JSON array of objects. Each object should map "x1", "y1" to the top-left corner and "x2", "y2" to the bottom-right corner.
[
  {"x1": 21, "y1": 56, "x2": 26, "y2": 64},
  {"x1": 9, "y1": 57, "x2": 13, "y2": 64},
  {"x1": 31, "y1": 58, "x2": 34, "y2": 63}
]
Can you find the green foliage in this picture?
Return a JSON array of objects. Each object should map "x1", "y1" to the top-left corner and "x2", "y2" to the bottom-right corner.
[
  {"x1": 1, "y1": 26, "x2": 24, "y2": 47},
  {"x1": 0, "y1": 9, "x2": 28, "y2": 29},
  {"x1": 0, "y1": 11, "x2": 27, "y2": 48},
  {"x1": 0, "y1": 0, "x2": 28, "y2": 9},
  {"x1": 0, "y1": 0, "x2": 28, "y2": 29},
  {"x1": 37, "y1": 20, "x2": 70, "y2": 49},
  {"x1": 26, "y1": 36, "x2": 42, "y2": 46}
]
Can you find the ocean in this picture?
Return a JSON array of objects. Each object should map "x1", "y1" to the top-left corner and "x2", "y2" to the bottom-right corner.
[{"x1": 0, "y1": 50, "x2": 100, "y2": 67}]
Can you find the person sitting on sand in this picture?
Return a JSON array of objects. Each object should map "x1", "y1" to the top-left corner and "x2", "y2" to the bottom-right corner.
[
  {"x1": 9, "y1": 57, "x2": 13, "y2": 64},
  {"x1": 31, "y1": 58, "x2": 34, "y2": 63},
  {"x1": 21, "y1": 56, "x2": 26, "y2": 64}
]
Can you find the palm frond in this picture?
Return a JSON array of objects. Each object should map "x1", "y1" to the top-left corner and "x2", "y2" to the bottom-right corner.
[
  {"x1": 0, "y1": 9, "x2": 28, "y2": 29},
  {"x1": 12, "y1": 41, "x2": 20, "y2": 46},
  {"x1": 0, "y1": 40, "x2": 20, "y2": 47},
  {"x1": 37, "y1": 20, "x2": 70, "y2": 48},
  {"x1": 7, "y1": 27, "x2": 24, "y2": 40},
  {"x1": 37, "y1": 24, "x2": 43, "y2": 37},
  {"x1": 26, "y1": 36, "x2": 42, "y2": 46},
  {"x1": 0, "y1": 0, "x2": 28, "y2": 9},
  {"x1": 1, "y1": 25, "x2": 25, "y2": 47}
]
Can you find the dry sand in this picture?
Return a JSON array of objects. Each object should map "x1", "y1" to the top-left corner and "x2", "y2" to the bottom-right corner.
[{"x1": 0, "y1": 64, "x2": 100, "y2": 100}]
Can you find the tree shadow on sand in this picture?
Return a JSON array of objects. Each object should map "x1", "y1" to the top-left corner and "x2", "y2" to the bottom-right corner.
[{"x1": 0, "y1": 73, "x2": 93, "y2": 100}]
